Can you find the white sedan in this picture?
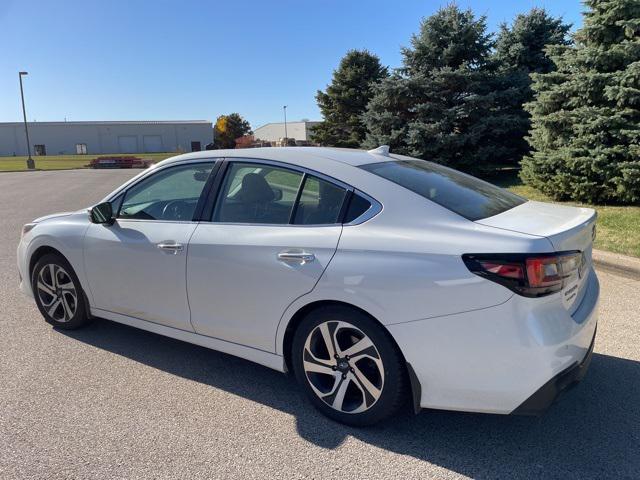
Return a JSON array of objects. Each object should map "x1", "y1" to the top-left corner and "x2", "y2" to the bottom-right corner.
[{"x1": 17, "y1": 146, "x2": 599, "y2": 426}]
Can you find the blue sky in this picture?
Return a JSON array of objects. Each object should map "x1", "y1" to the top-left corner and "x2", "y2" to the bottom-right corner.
[{"x1": 1, "y1": 0, "x2": 583, "y2": 129}]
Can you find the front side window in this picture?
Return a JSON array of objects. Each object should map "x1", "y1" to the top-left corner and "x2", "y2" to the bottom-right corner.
[
  {"x1": 119, "y1": 162, "x2": 214, "y2": 221},
  {"x1": 213, "y1": 162, "x2": 304, "y2": 224},
  {"x1": 361, "y1": 159, "x2": 525, "y2": 221}
]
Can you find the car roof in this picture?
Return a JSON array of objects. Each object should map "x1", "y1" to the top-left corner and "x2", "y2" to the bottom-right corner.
[
  {"x1": 156, "y1": 147, "x2": 396, "y2": 169},
  {"x1": 103, "y1": 146, "x2": 406, "y2": 205}
]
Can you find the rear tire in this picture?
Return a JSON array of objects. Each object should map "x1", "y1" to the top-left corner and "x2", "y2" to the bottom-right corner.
[
  {"x1": 32, "y1": 253, "x2": 90, "y2": 330},
  {"x1": 292, "y1": 305, "x2": 407, "y2": 426}
]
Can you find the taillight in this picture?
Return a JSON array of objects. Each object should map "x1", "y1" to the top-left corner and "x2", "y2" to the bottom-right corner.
[
  {"x1": 463, "y1": 252, "x2": 582, "y2": 297},
  {"x1": 526, "y1": 257, "x2": 561, "y2": 288},
  {"x1": 479, "y1": 261, "x2": 524, "y2": 280}
]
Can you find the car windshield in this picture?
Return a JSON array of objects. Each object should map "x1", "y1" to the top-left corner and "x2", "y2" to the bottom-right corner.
[{"x1": 360, "y1": 159, "x2": 526, "y2": 221}]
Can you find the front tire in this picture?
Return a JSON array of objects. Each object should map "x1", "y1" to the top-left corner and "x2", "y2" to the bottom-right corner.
[
  {"x1": 292, "y1": 306, "x2": 407, "y2": 426},
  {"x1": 32, "y1": 253, "x2": 90, "y2": 330}
]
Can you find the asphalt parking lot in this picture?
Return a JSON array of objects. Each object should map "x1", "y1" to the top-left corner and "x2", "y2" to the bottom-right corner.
[{"x1": 1, "y1": 169, "x2": 639, "y2": 479}]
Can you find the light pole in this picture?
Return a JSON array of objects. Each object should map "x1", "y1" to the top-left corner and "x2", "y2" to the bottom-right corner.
[
  {"x1": 283, "y1": 105, "x2": 288, "y2": 146},
  {"x1": 19, "y1": 71, "x2": 35, "y2": 169}
]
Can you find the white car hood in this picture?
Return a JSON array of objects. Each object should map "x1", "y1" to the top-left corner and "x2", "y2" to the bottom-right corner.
[{"x1": 32, "y1": 210, "x2": 82, "y2": 223}]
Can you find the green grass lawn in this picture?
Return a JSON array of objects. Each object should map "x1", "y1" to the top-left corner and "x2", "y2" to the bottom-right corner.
[
  {"x1": 488, "y1": 171, "x2": 640, "y2": 258},
  {"x1": 0, "y1": 153, "x2": 175, "y2": 171}
]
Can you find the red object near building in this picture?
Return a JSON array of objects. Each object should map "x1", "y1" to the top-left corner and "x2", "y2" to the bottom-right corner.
[{"x1": 86, "y1": 156, "x2": 151, "y2": 169}]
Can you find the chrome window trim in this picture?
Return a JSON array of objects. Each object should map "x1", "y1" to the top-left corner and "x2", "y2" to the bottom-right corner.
[
  {"x1": 202, "y1": 157, "x2": 382, "y2": 227},
  {"x1": 196, "y1": 222, "x2": 343, "y2": 228},
  {"x1": 115, "y1": 219, "x2": 197, "y2": 225},
  {"x1": 217, "y1": 157, "x2": 352, "y2": 191},
  {"x1": 344, "y1": 189, "x2": 383, "y2": 226}
]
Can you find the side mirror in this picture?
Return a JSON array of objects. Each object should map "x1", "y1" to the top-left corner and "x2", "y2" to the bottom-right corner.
[{"x1": 89, "y1": 201, "x2": 115, "y2": 225}]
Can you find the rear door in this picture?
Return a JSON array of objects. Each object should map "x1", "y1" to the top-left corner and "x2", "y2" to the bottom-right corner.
[{"x1": 187, "y1": 160, "x2": 348, "y2": 352}]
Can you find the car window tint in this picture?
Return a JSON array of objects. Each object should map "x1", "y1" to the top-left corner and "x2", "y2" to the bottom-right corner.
[
  {"x1": 213, "y1": 162, "x2": 303, "y2": 224},
  {"x1": 294, "y1": 176, "x2": 347, "y2": 225},
  {"x1": 344, "y1": 193, "x2": 372, "y2": 223},
  {"x1": 119, "y1": 163, "x2": 214, "y2": 221},
  {"x1": 361, "y1": 160, "x2": 525, "y2": 221},
  {"x1": 110, "y1": 193, "x2": 124, "y2": 215}
]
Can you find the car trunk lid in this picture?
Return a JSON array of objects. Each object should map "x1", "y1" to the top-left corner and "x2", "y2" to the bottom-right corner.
[{"x1": 476, "y1": 201, "x2": 597, "y2": 313}]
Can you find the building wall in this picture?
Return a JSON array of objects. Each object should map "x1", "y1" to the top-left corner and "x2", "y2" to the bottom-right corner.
[
  {"x1": 253, "y1": 122, "x2": 320, "y2": 142},
  {"x1": 0, "y1": 121, "x2": 213, "y2": 156}
]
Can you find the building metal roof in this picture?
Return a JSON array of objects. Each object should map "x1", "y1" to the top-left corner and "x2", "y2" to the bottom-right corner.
[{"x1": 254, "y1": 120, "x2": 320, "y2": 130}]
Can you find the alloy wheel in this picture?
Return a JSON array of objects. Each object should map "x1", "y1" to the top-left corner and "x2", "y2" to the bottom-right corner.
[
  {"x1": 302, "y1": 320, "x2": 384, "y2": 414},
  {"x1": 36, "y1": 264, "x2": 78, "y2": 323}
]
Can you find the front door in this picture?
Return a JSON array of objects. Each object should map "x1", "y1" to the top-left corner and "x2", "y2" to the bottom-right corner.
[
  {"x1": 84, "y1": 161, "x2": 215, "y2": 330},
  {"x1": 187, "y1": 160, "x2": 348, "y2": 352}
]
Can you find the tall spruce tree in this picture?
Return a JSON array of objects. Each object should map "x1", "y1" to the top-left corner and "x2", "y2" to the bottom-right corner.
[
  {"x1": 494, "y1": 9, "x2": 572, "y2": 162},
  {"x1": 312, "y1": 50, "x2": 388, "y2": 147},
  {"x1": 521, "y1": 0, "x2": 640, "y2": 203},
  {"x1": 363, "y1": 5, "x2": 519, "y2": 173},
  {"x1": 495, "y1": 9, "x2": 571, "y2": 74}
]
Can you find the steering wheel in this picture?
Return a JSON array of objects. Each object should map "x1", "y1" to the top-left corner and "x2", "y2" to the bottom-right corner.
[{"x1": 162, "y1": 200, "x2": 191, "y2": 220}]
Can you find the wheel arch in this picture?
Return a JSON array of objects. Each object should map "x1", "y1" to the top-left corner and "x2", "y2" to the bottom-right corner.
[
  {"x1": 29, "y1": 245, "x2": 66, "y2": 280},
  {"x1": 281, "y1": 299, "x2": 404, "y2": 369},
  {"x1": 28, "y1": 244, "x2": 92, "y2": 317},
  {"x1": 280, "y1": 299, "x2": 421, "y2": 412}
]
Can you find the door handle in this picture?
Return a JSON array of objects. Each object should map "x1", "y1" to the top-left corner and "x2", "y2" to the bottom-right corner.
[
  {"x1": 277, "y1": 250, "x2": 315, "y2": 264},
  {"x1": 157, "y1": 242, "x2": 184, "y2": 254}
]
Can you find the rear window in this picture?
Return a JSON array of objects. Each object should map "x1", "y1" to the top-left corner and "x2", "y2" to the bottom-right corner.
[{"x1": 360, "y1": 159, "x2": 525, "y2": 221}]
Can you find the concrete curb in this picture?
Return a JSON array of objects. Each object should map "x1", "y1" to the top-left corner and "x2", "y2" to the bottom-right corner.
[{"x1": 592, "y1": 249, "x2": 640, "y2": 280}]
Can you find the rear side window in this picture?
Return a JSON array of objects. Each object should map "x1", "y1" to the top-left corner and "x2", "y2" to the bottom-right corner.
[
  {"x1": 294, "y1": 175, "x2": 347, "y2": 225},
  {"x1": 360, "y1": 160, "x2": 525, "y2": 221},
  {"x1": 344, "y1": 193, "x2": 372, "y2": 223},
  {"x1": 213, "y1": 162, "x2": 303, "y2": 224}
]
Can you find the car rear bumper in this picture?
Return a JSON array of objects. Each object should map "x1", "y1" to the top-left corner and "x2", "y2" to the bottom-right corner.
[
  {"x1": 511, "y1": 325, "x2": 596, "y2": 415},
  {"x1": 388, "y1": 267, "x2": 599, "y2": 414}
]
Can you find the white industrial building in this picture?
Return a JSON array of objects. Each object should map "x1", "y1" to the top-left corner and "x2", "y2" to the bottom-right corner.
[
  {"x1": 253, "y1": 121, "x2": 320, "y2": 144},
  {"x1": 0, "y1": 120, "x2": 212, "y2": 156}
]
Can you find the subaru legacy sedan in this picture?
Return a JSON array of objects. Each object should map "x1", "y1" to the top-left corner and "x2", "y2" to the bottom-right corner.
[{"x1": 17, "y1": 146, "x2": 598, "y2": 426}]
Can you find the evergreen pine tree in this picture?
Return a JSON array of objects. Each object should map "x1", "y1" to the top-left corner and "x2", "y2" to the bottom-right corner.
[
  {"x1": 521, "y1": 0, "x2": 640, "y2": 203},
  {"x1": 312, "y1": 50, "x2": 388, "y2": 147},
  {"x1": 494, "y1": 9, "x2": 572, "y2": 162},
  {"x1": 495, "y1": 9, "x2": 571, "y2": 74},
  {"x1": 363, "y1": 5, "x2": 517, "y2": 173}
]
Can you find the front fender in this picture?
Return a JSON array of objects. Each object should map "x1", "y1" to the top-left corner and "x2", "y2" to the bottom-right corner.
[{"x1": 21, "y1": 214, "x2": 92, "y2": 303}]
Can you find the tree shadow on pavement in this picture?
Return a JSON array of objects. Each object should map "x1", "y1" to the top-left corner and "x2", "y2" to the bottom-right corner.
[{"x1": 62, "y1": 318, "x2": 639, "y2": 479}]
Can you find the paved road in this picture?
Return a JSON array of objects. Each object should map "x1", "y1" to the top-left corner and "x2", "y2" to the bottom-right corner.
[{"x1": 1, "y1": 170, "x2": 639, "y2": 479}]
